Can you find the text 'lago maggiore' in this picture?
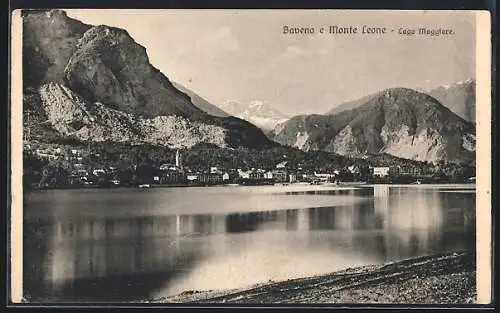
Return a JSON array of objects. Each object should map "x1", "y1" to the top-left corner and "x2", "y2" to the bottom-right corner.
[{"x1": 282, "y1": 25, "x2": 455, "y2": 36}]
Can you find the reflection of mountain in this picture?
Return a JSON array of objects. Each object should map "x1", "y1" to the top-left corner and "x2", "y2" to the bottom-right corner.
[
  {"x1": 384, "y1": 187, "x2": 443, "y2": 258},
  {"x1": 373, "y1": 185, "x2": 475, "y2": 260},
  {"x1": 225, "y1": 211, "x2": 279, "y2": 233},
  {"x1": 23, "y1": 187, "x2": 476, "y2": 301},
  {"x1": 23, "y1": 214, "x2": 226, "y2": 301}
]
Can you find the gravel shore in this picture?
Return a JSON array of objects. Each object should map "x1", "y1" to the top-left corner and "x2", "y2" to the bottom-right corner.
[{"x1": 146, "y1": 251, "x2": 476, "y2": 304}]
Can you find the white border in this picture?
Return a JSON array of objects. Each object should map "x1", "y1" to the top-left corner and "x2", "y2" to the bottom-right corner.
[{"x1": 9, "y1": 9, "x2": 492, "y2": 305}]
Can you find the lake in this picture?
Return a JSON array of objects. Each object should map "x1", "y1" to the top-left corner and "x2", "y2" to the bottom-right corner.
[{"x1": 22, "y1": 184, "x2": 476, "y2": 302}]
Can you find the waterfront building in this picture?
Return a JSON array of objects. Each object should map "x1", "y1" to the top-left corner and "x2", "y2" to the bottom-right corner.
[
  {"x1": 313, "y1": 172, "x2": 334, "y2": 181},
  {"x1": 249, "y1": 170, "x2": 265, "y2": 180},
  {"x1": 237, "y1": 169, "x2": 250, "y2": 179},
  {"x1": 160, "y1": 170, "x2": 187, "y2": 184},
  {"x1": 397, "y1": 165, "x2": 423, "y2": 177},
  {"x1": 272, "y1": 169, "x2": 288, "y2": 183},
  {"x1": 373, "y1": 167, "x2": 390, "y2": 177},
  {"x1": 198, "y1": 172, "x2": 223, "y2": 185}
]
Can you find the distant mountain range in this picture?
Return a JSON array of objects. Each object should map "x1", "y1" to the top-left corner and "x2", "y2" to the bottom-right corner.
[
  {"x1": 217, "y1": 100, "x2": 290, "y2": 131},
  {"x1": 428, "y1": 79, "x2": 475, "y2": 124},
  {"x1": 270, "y1": 87, "x2": 475, "y2": 163},
  {"x1": 21, "y1": 9, "x2": 476, "y2": 165},
  {"x1": 22, "y1": 9, "x2": 275, "y2": 150}
]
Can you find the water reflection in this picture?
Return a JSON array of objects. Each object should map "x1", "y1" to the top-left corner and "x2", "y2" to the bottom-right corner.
[{"x1": 23, "y1": 185, "x2": 475, "y2": 302}]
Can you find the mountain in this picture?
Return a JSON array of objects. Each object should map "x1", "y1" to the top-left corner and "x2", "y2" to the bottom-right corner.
[
  {"x1": 428, "y1": 79, "x2": 475, "y2": 124},
  {"x1": 270, "y1": 88, "x2": 475, "y2": 163},
  {"x1": 326, "y1": 93, "x2": 379, "y2": 115},
  {"x1": 171, "y1": 82, "x2": 230, "y2": 117},
  {"x1": 22, "y1": 9, "x2": 275, "y2": 150},
  {"x1": 218, "y1": 100, "x2": 290, "y2": 131}
]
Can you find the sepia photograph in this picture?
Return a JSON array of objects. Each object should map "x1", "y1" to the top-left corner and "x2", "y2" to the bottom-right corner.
[{"x1": 9, "y1": 8, "x2": 492, "y2": 305}]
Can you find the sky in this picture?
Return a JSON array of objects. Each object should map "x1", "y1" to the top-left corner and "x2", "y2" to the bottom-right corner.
[{"x1": 65, "y1": 9, "x2": 476, "y2": 115}]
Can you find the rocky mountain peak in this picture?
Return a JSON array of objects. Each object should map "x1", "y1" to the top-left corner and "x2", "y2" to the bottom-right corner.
[
  {"x1": 271, "y1": 87, "x2": 475, "y2": 163},
  {"x1": 62, "y1": 22, "x2": 203, "y2": 119},
  {"x1": 23, "y1": 9, "x2": 275, "y2": 150},
  {"x1": 23, "y1": 9, "x2": 91, "y2": 87}
]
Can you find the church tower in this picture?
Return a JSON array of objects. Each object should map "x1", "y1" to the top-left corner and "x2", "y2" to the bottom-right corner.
[{"x1": 175, "y1": 150, "x2": 183, "y2": 170}]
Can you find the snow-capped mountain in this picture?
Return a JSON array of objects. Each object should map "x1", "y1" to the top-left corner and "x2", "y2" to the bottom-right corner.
[{"x1": 217, "y1": 100, "x2": 290, "y2": 131}]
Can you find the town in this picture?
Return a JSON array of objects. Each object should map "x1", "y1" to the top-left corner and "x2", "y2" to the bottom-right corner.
[{"x1": 23, "y1": 142, "x2": 476, "y2": 190}]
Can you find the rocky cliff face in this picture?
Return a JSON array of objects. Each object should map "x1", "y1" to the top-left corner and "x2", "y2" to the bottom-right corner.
[
  {"x1": 271, "y1": 88, "x2": 475, "y2": 163},
  {"x1": 34, "y1": 82, "x2": 229, "y2": 148},
  {"x1": 428, "y1": 79, "x2": 475, "y2": 124},
  {"x1": 63, "y1": 25, "x2": 204, "y2": 119},
  {"x1": 22, "y1": 9, "x2": 274, "y2": 150}
]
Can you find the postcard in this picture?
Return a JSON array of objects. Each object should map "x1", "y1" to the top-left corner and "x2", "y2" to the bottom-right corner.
[{"x1": 9, "y1": 9, "x2": 492, "y2": 305}]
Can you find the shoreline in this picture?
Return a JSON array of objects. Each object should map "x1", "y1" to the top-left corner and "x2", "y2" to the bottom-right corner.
[
  {"x1": 146, "y1": 251, "x2": 476, "y2": 304},
  {"x1": 25, "y1": 182, "x2": 476, "y2": 192}
]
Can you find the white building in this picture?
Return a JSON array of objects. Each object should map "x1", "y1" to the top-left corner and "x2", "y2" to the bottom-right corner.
[
  {"x1": 373, "y1": 167, "x2": 390, "y2": 177},
  {"x1": 237, "y1": 169, "x2": 250, "y2": 179},
  {"x1": 314, "y1": 172, "x2": 334, "y2": 180},
  {"x1": 160, "y1": 163, "x2": 176, "y2": 171},
  {"x1": 347, "y1": 165, "x2": 361, "y2": 174},
  {"x1": 93, "y1": 169, "x2": 106, "y2": 176}
]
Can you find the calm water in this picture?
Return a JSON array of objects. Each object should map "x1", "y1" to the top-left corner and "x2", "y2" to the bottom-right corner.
[{"x1": 23, "y1": 184, "x2": 476, "y2": 302}]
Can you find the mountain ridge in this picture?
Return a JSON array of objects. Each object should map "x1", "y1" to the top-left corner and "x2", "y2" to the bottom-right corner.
[
  {"x1": 171, "y1": 82, "x2": 230, "y2": 117},
  {"x1": 326, "y1": 79, "x2": 476, "y2": 125},
  {"x1": 271, "y1": 87, "x2": 475, "y2": 163}
]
